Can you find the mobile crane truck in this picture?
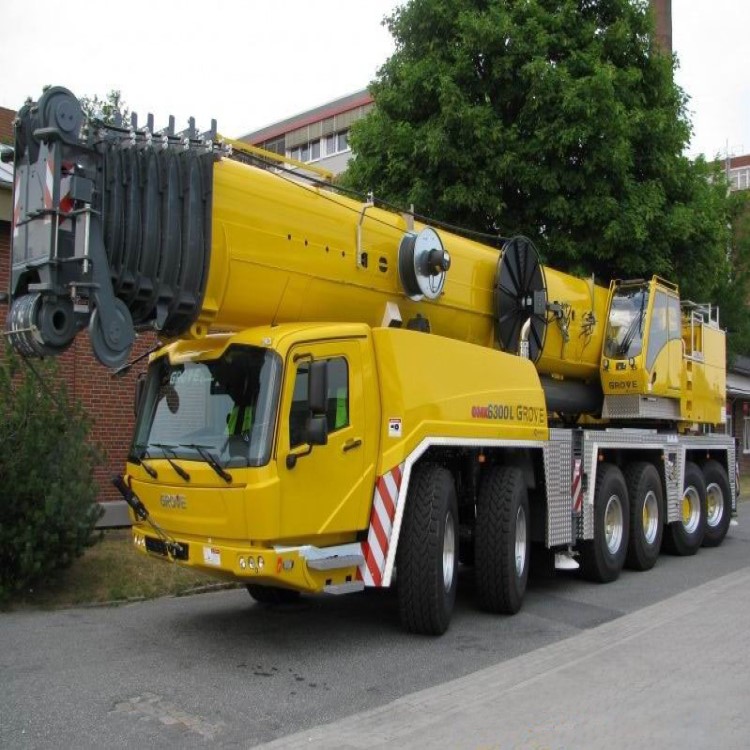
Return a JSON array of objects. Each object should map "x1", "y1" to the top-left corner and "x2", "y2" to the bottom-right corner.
[{"x1": 6, "y1": 87, "x2": 737, "y2": 634}]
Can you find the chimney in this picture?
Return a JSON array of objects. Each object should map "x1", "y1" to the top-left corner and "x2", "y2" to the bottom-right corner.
[{"x1": 650, "y1": 0, "x2": 672, "y2": 54}]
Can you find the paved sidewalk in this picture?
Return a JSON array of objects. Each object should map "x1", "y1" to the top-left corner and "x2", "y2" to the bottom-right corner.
[{"x1": 255, "y1": 565, "x2": 750, "y2": 750}]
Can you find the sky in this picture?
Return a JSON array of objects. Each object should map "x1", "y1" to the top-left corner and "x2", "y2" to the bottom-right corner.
[{"x1": 0, "y1": 0, "x2": 747, "y2": 158}]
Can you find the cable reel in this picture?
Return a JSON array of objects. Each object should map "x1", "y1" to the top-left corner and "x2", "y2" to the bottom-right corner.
[
  {"x1": 493, "y1": 235, "x2": 548, "y2": 362},
  {"x1": 398, "y1": 227, "x2": 451, "y2": 301}
]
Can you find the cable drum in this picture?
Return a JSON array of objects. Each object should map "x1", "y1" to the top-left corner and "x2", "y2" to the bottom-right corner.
[
  {"x1": 398, "y1": 227, "x2": 451, "y2": 301},
  {"x1": 493, "y1": 236, "x2": 548, "y2": 362}
]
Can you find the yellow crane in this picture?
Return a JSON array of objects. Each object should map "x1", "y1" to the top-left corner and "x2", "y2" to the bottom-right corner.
[{"x1": 7, "y1": 87, "x2": 736, "y2": 634}]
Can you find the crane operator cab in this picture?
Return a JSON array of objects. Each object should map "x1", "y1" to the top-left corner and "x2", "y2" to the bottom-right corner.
[{"x1": 600, "y1": 276, "x2": 725, "y2": 426}]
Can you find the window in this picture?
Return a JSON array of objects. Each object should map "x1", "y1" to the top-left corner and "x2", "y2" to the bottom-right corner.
[
  {"x1": 262, "y1": 136, "x2": 285, "y2": 156},
  {"x1": 289, "y1": 357, "x2": 349, "y2": 448},
  {"x1": 730, "y1": 167, "x2": 750, "y2": 192},
  {"x1": 646, "y1": 290, "x2": 670, "y2": 371},
  {"x1": 667, "y1": 295, "x2": 681, "y2": 341},
  {"x1": 132, "y1": 346, "x2": 282, "y2": 468},
  {"x1": 287, "y1": 130, "x2": 350, "y2": 164},
  {"x1": 604, "y1": 283, "x2": 649, "y2": 359}
]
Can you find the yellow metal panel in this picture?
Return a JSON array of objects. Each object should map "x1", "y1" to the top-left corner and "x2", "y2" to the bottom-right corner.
[
  {"x1": 195, "y1": 157, "x2": 610, "y2": 383},
  {"x1": 275, "y1": 336, "x2": 378, "y2": 540},
  {"x1": 371, "y1": 328, "x2": 548, "y2": 473},
  {"x1": 537, "y1": 270, "x2": 609, "y2": 380}
]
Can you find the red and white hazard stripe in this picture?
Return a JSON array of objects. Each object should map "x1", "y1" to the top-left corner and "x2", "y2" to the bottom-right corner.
[
  {"x1": 44, "y1": 159, "x2": 54, "y2": 209},
  {"x1": 357, "y1": 464, "x2": 404, "y2": 587},
  {"x1": 42, "y1": 158, "x2": 55, "y2": 224},
  {"x1": 572, "y1": 458, "x2": 583, "y2": 515}
]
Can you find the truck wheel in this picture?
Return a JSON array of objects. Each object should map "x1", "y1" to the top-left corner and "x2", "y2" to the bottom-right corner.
[
  {"x1": 702, "y1": 460, "x2": 731, "y2": 548},
  {"x1": 396, "y1": 463, "x2": 458, "y2": 635},
  {"x1": 624, "y1": 462, "x2": 663, "y2": 571},
  {"x1": 246, "y1": 585, "x2": 300, "y2": 605},
  {"x1": 580, "y1": 463, "x2": 629, "y2": 583},
  {"x1": 662, "y1": 461, "x2": 706, "y2": 556},
  {"x1": 475, "y1": 465, "x2": 530, "y2": 614}
]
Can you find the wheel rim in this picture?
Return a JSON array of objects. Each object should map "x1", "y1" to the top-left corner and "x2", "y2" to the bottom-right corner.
[
  {"x1": 706, "y1": 482, "x2": 725, "y2": 529},
  {"x1": 642, "y1": 490, "x2": 659, "y2": 545},
  {"x1": 515, "y1": 505, "x2": 527, "y2": 577},
  {"x1": 443, "y1": 512, "x2": 456, "y2": 593},
  {"x1": 681, "y1": 486, "x2": 701, "y2": 533},
  {"x1": 604, "y1": 494, "x2": 624, "y2": 554}
]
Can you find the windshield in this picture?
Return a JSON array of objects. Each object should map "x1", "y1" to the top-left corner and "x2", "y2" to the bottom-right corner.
[
  {"x1": 604, "y1": 284, "x2": 649, "y2": 359},
  {"x1": 131, "y1": 346, "x2": 282, "y2": 469}
]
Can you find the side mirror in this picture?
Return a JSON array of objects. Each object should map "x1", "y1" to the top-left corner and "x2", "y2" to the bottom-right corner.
[
  {"x1": 134, "y1": 373, "x2": 146, "y2": 416},
  {"x1": 304, "y1": 414, "x2": 328, "y2": 447},
  {"x1": 308, "y1": 360, "x2": 328, "y2": 415}
]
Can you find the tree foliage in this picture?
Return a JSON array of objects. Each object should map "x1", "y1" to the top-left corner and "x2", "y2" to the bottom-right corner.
[
  {"x1": 79, "y1": 89, "x2": 130, "y2": 126},
  {"x1": 345, "y1": 0, "x2": 731, "y2": 300},
  {"x1": 716, "y1": 191, "x2": 750, "y2": 362},
  {"x1": 0, "y1": 347, "x2": 103, "y2": 603}
]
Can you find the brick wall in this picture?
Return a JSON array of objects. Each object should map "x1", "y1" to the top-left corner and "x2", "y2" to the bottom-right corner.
[
  {"x1": 0, "y1": 107, "x2": 14, "y2": 144},
  {"x1": 1, "y1": 219, "x2": 155, "y2": 503},
  {"x1": 728, "y1": 398, "x2": 750, "y2": 477}
]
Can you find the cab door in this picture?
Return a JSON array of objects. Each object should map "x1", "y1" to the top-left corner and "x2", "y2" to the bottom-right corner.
[
  {"x1": 277, "y1": 338, "x2": 376, "y2": 541},
  {"x1": 646, "y1": 288, "x2": 681, "y2": 396}
]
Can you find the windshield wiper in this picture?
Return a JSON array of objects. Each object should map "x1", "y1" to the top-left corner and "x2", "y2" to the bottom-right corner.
[
  {"x1": 151, "y1": 443, "x2": 191, "y2": 482},
  {"x1": 180, "y1": 443, "x2": 232, "y2": 483},
  {"x1": 131, "y1": 448, "x2": 158, "y2": 478},
  {"x1": 618, "y1": 300, "x2": 646, "y2": 357}
]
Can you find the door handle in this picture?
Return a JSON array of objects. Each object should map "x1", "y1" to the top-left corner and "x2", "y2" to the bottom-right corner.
[{"x1": 343, "y1": 438, "x2": 362, "y2": 453}]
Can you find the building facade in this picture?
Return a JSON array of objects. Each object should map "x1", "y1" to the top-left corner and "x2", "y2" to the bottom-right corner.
[
  {"x1": 241, "y1": 90, "x2": 374, "y2": 176},
  {"x1": 727, "y1": 154, "x2": 750, "y2": 193},
  {"x1": 724, "y1": 152, "x2": 750, "y2": 476}
]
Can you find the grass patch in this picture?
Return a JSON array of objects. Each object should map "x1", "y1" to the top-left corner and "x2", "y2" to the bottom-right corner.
[{"x1": 7, "y1": 529, "x2": 226, "y2": 609}]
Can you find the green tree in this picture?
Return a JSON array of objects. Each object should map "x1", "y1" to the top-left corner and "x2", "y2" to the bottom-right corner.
[
  {"x1": 717, "y1": 190, "x2": 750, "y2": 362},
  {"x1": 345, "y1": 0, "x2": 730, "y2": 299},
  {"x1": 79, "y1": 89, "x2": 130, "y2": 126},
  {"x1": 0, "y1": 347, "x2": 103, "y2": 603}
]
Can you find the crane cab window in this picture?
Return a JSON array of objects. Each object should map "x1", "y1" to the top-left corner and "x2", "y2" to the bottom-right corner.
[
  {"x1": 646, "y1": 291, "x2": 681, "y2": 371},
  {"x1": 289, "y1": 357, "x2": 349, "y2": 448},
  {"x1": 605, "y1": 284, "x2": 649, "y2": 359}
]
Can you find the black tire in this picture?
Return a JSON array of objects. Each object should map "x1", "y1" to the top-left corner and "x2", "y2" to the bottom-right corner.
[
  {"x1": 662, "y1": 461, "x2": 706, "y2": 556},
  {"x1": 396, "y1": 463, "x2": 458, "y2": 635},
  {"x1": 475, "y1": 465, "x2": 530, "y2": 614},
  {"x1": 624, "y1": 462, "x2": 664, "y2": 571},
  {"x1": 580, "y1": 463, "x2": 629, "y2": 583},
  {"x1": 246, "y1": 585, "x2": 300, "y2": 605},
  {"x1": 702, "y1": 460, "x2": 731, "y2": 548}
]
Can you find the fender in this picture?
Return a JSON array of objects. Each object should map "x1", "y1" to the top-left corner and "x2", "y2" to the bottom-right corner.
[{"x1": 358, "y1": 436, "x2": 547, "y2": 588}]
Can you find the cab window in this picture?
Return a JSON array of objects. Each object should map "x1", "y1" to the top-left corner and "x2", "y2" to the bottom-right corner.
[
  {"x1": 289, "y1": 357, "x2": 349, "y2": 448},
  {"x1": 646, "y1": 290, "x2": 670, "y2": 371}
]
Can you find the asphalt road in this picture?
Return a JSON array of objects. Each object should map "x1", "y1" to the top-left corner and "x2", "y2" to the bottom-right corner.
[{"x1": 1, "y1": 503, "x2": 748, "y2": 749}]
